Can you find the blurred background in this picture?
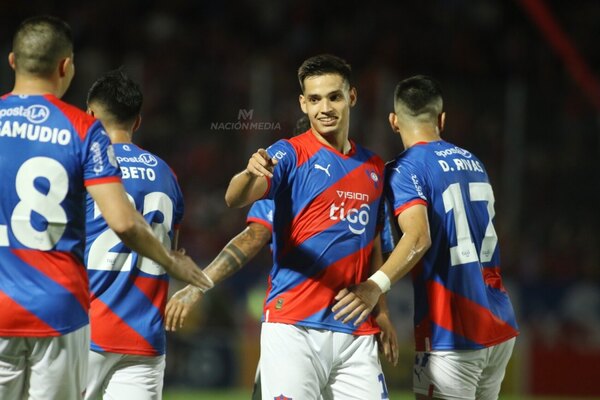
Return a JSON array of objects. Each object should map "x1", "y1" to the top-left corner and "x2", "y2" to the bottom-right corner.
[{"x1": 2, "y1": 0, "x2": 599, "y2": 398}]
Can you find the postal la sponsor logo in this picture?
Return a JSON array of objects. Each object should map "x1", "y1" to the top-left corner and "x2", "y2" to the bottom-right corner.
[{"x1": 0, "y1": 105, "x2": 50, "y2": 124}]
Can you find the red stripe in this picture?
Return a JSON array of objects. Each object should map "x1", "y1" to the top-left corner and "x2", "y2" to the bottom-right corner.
[
  {"x1": 133, "y1": 275, "x2": 168, "y2": 312},
  {"x1": 85, "y1": 176, "x2": 122, "y2": 186},
  {"x1": 289, "y1": 132, "x2": 323, "y2": 168},
  {"x1": 394, "y1": 199, "x2": 427, "y2": 216},
  {"x1": 287, "y1": 154, "x2": 383, "y2": 250},
  {"x1": 265, "y1": 243, "x2": 379, "y2": 334},
  {"x1": 43, "y1": 94, "x2": 98, "y2": 141},
  {"x1": 0, "y1": 291, "x2": 59, "y2": 336},
  {"x1": 90, "y1": 298, "x2": 157, "y2": 356},
  {"x1": 11, "y1": 249, "x2": 89, "y2": 311},
  {"x1": 428, "y1": 280, "x2": 518, "y2": 346},
  {"x1": 1, "y1": 92, "x2": 11, "y2": 100},
  {"x1": 246, "y1": 217, "x2": 272, "y2": 232},
  {"x1": 482, "y1": 267, "x2": 506, "y2": 292}
]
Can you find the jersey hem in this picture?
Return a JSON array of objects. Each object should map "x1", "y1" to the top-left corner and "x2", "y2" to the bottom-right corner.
[
  {"x1": 263, "y1": 317, "x2": 380, "y2": 336},
  {"x1": 417, "y1": 331, "x2": 519, "y2": 351},
  {"x1": 90, "y1": 344, "x2": 163, "y2": 357},
  {"x1": 0, "y1": 320, "x2": 88, "y2": 337}
]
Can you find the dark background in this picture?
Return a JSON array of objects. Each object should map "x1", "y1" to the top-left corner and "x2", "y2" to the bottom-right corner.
[{"x1": 2, "y1": 0, "x2": 599, "y2": 396}]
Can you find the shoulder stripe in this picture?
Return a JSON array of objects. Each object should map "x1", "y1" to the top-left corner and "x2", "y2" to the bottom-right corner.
[{"x1": 43, "y1": 94, "x2": 97, "y2": 141}]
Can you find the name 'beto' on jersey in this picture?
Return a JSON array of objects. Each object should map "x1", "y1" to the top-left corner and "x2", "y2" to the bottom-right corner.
[
  {"x1": 385, "y1": 140, "x2": 519, "y2": 351},
  {"x1": 263, "y1": 130, "x2": 385, "y2": 335},
  {"x1": 0, "y1": 94, "x2": 121, "y2": 337},
  {"x1": 84, "y1": 143, "x2": 184, "y2": 356}
]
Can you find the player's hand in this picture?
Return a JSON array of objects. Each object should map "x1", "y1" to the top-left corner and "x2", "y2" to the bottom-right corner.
[
  {"x1": 246, "y1": 148, "x2": 278, "y2": 178},
  {"x1": 165, "y1": 285, "x2": 204, "y2": 332},
  {"x1": 332, "y1": 280, "x2": 382, "y2": 325},
  {"x1": 165, "y1": 250, "x2": 214, "y2": 290},
  {"x1": 374, "y1": 312, "x2": 399, "y2": 366}
]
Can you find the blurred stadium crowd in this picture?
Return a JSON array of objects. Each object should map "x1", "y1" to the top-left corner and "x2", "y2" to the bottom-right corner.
[{"x1": 1, "y1": 0, "x2": 599, "y2": 395}]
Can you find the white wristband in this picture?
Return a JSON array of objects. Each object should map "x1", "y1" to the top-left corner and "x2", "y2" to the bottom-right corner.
[{"x1": 368, "y1": 271, "x2": 391, "y2": 293}]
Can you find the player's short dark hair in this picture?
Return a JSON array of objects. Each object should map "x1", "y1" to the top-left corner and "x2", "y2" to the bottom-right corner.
[
  {"x1": 12, "y1": 15, "x2": 73, "y2": 77},
  {"x1": 394, "y1": 75, "x2": 443, "y2": 121},
  {"x1": 297, "y1": 54, "x2": 352, "y2": 93},
  {"x1": 87, "y1": 69, "x2": 143, "y2": 124}
]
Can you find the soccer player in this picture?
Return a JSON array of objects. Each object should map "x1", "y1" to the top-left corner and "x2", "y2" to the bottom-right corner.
[
  {"x1": 333, "y1": 75, "x2": 519, "y2": 400},
  {"x1": 165, "y1": 197, "x2": 399, "y2": 399},
  {"x1": 0, "y1": 16, "x2": 212, "y2": 400},
  {"x1": 83, "y1": 69, "x2": 187, "y2": 399},
  {"x1": 225, "y1": 54, "x2": 391, "y2": 399}
]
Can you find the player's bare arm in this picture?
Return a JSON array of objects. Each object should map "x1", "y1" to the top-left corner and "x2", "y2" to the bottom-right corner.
[
  {"x1": 333, "y1": 205, "x2": 431, "y2": 324},
  {"x1": 165, "y1": 222, "x2": 271, "y2": 331},
  {"x1": 225, "y1": 148, "x2": 277, "y2": 208},
  {"x1": 87, "y1": 182, "x2": 214, "y2": 290}
]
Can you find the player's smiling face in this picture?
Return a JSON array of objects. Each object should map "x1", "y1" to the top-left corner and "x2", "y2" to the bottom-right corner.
[{"x1": 299, "y1": 73, "x2": 356, "y2": 138}]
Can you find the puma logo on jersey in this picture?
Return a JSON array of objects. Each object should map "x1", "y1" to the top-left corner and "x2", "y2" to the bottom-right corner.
[{"x1": 314, "y1": 163, "x2": 331, "y2": 177}]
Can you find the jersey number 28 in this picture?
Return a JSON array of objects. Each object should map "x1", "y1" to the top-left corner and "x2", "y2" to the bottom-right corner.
[{"x1": 87, "y1": 192, "x2": 174, "y2": 276}]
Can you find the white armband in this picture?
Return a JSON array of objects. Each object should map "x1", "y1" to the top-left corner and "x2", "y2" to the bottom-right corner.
[{"x1": 368, "y1": 270, "x2": 391, "y2": 293}]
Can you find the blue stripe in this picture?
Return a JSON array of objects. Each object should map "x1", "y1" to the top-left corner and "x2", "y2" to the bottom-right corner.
[
  {"x1": 0, "y1": 249, "x2": 87, "y2": 333},
  {"x1": 89, "y1": 269, "x2": 165, "y2": 353}
]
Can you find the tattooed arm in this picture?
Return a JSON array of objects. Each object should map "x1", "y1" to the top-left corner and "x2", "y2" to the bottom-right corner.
[{"x1": 165, "y1": 222, "x2": 272, "y2": 331}]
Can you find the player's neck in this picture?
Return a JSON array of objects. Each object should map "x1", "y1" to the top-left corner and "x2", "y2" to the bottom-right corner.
[
  {"x1": 11, "y1": 76, "x2": 61, "y2": 97},
  {"x1": 402, "y1": 125, "x2": 441, "y2": 149},
  {"x1": 105, "y1": 129, "x2": 133, "y2": 144},
  {"x1": 312, "y1": 128, "x2": 351, "y2": 154}
]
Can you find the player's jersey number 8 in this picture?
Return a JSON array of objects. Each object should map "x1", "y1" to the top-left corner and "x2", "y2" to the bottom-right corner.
[{"x1": 0, "y1": 157, "x2": 68, "y2": 250}]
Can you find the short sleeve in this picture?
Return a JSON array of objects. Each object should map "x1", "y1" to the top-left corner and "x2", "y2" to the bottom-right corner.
[
  {"x1": 385, "y1": 159, "x2": 428, "y2": 217},
  {"x1": 82, "y1": 121, "x2": 121, "y2": 186},
  {"x1": 246, "y1": 199, "x2": 273, "y2": 232},
  {"x1": 265, "y1": 140, "x2": 296, "y2": 199}
]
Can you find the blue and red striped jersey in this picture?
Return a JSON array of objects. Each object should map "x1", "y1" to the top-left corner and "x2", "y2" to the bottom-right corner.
[
  {"x1": 84, "y1": 143, "x2": 184, "y2": 356},
  {"x1": 263, "y1": 130, "x2": 385, "y2": 335},
  {"x1": 0, "y1": 94, "x2": 121, "y2": 337},
  {"x1": 247, "y1": 199, "x2": 395, "y2": 253},
  {"x1": 385, "y1": 140, "x2": 519, "y2": 351}
]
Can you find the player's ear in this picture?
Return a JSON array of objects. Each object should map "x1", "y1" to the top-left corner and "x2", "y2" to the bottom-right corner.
[
  {"x1": 58, "y1": 56, "x2": 73, "y2": 78},
  {"x1": 388, "y1": 113, "x2": 400, "y2": 133},
  {"x1": 8, "y1": 52, "x2": 16, "y2": 70},
  {"x1": 299, "y1": 94, "x2": 307, "y2": 114},
  {"x1": 132, "y1": 115, "x2": 142, "y2": 132},
  {"x1": 349, "y1": 87, "x2": 357, "y2": 107},
  {"x1": 438, "y1": 112, "x2": 446, "y2": 132}
]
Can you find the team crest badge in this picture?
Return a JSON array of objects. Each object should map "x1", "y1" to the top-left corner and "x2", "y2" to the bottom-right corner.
[
  {"x1": 274, "y1": 395, "x2": 292, "y2": 400},
  {"x1": 366, "y1": 169, "x2": 380, "y2": 189}
]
